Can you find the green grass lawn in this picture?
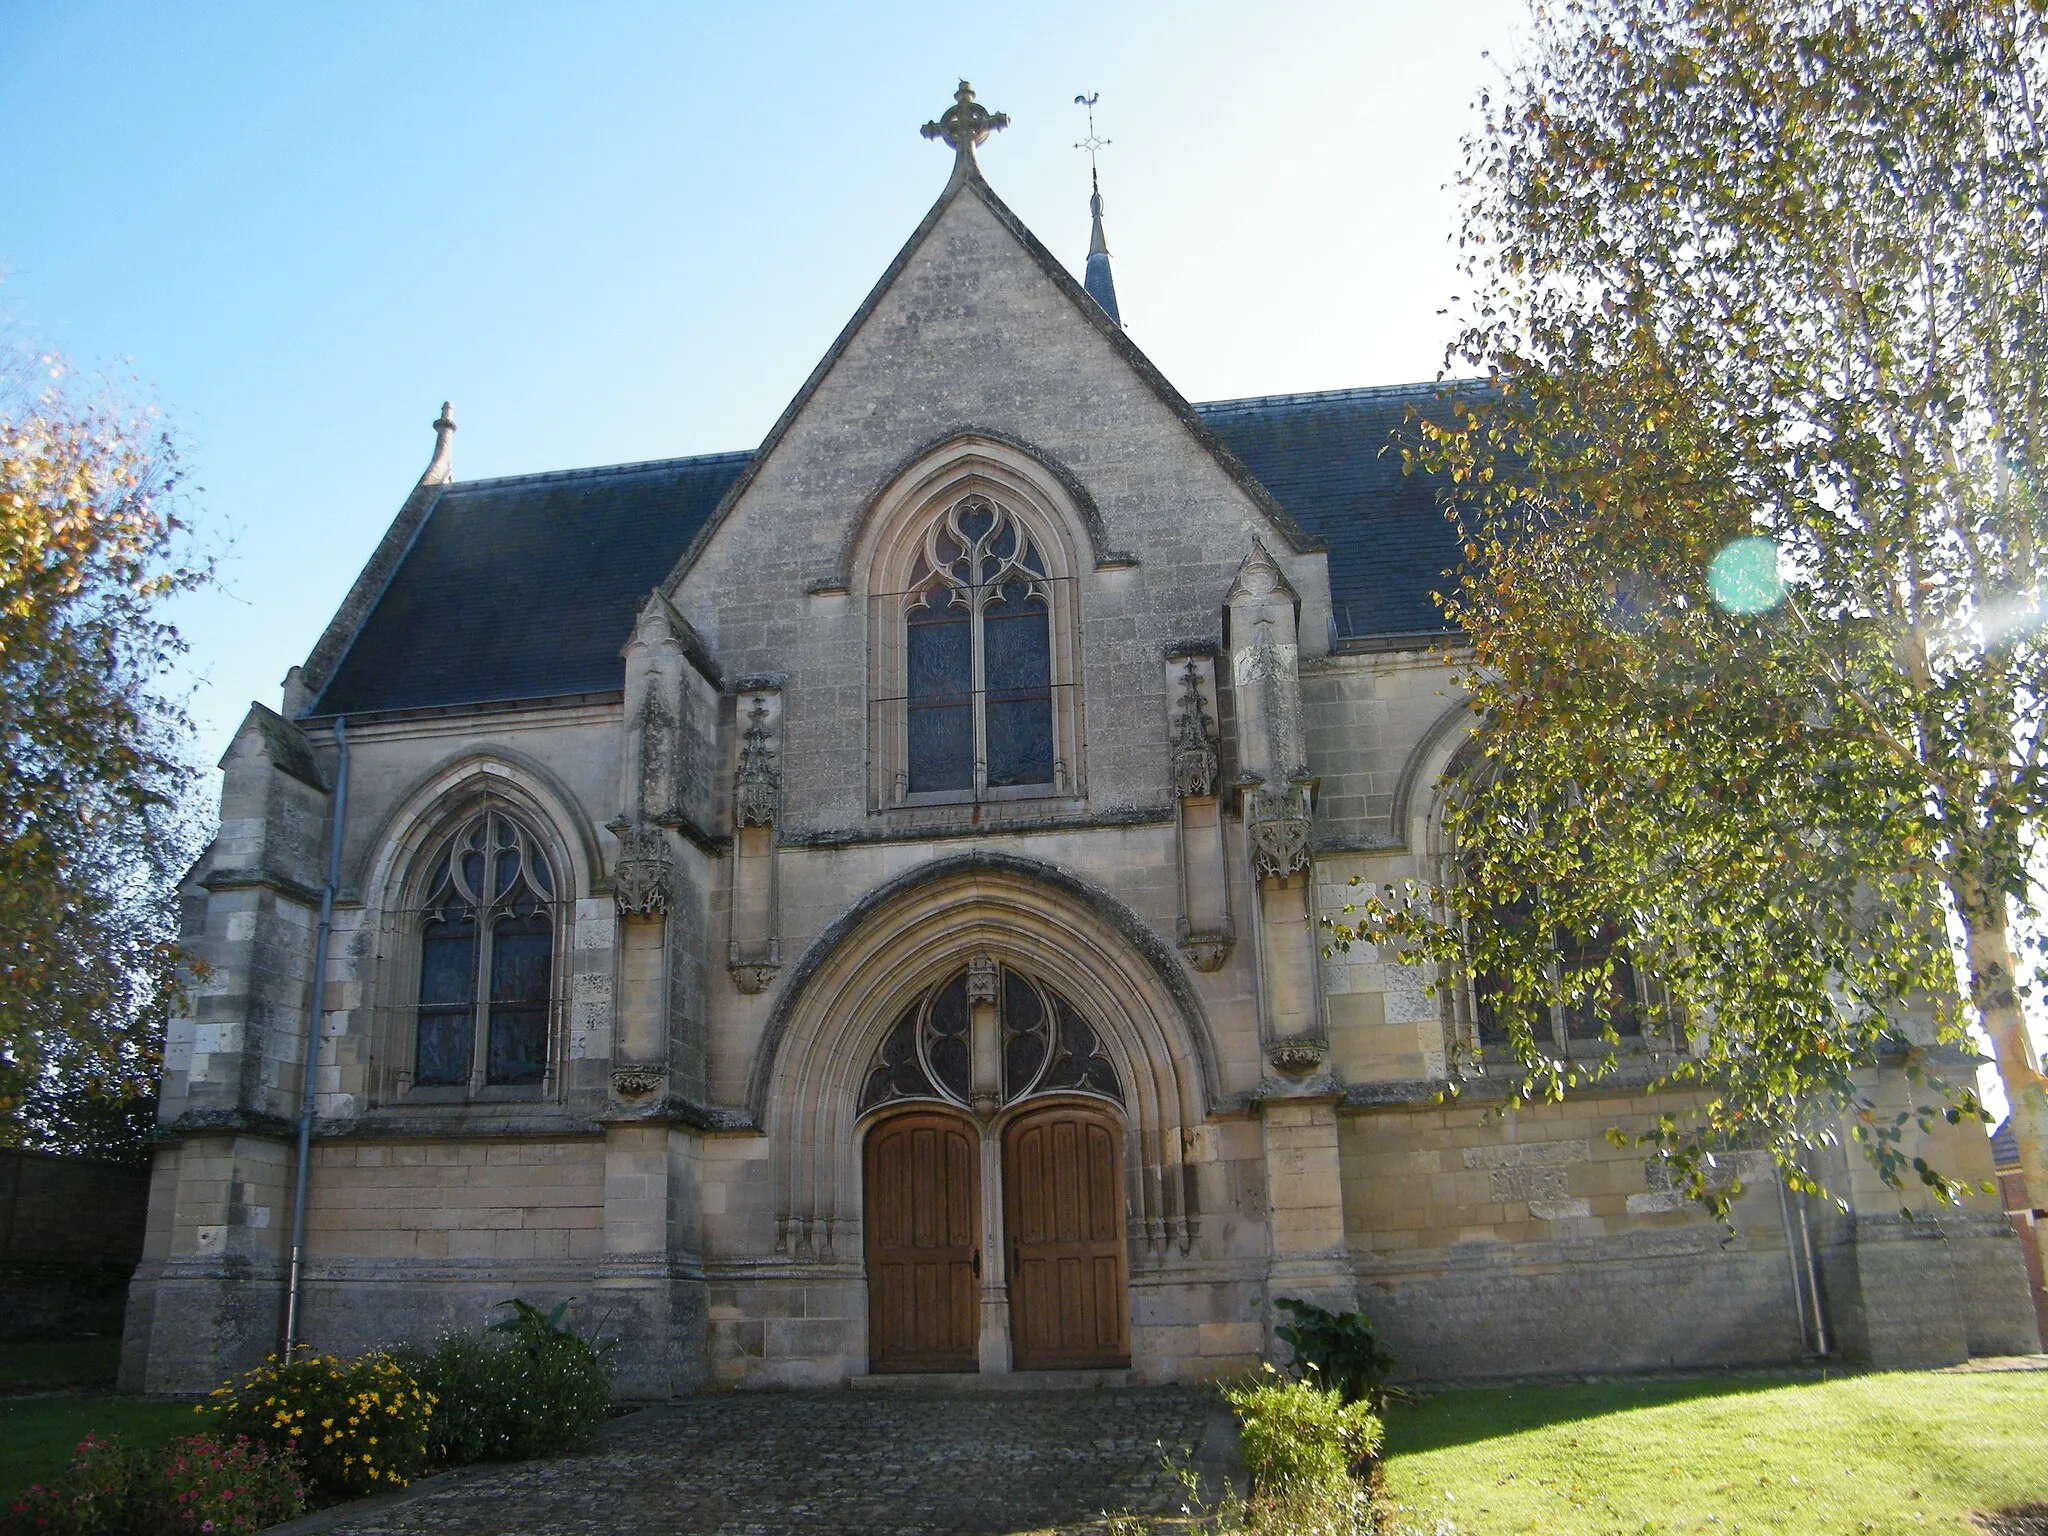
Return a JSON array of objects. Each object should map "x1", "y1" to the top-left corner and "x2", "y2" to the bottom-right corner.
[
  {"x1": 0, "y1": 1395, "x2": 199, "y2": 1504},
  {"x1": 0, "y1": 1342, "x2": 197, "y2": 1505},
  {"x1": 1378, "y1": 1370, "x2": 2048, "y2": 1536},
  {"x1": 0, "y1": 1338, "x2": 122, "y2": 1392}
]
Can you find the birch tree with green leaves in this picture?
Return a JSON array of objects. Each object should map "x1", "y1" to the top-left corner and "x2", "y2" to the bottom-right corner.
[{"x1": 1333, "y1": 0, "x2": 2048, "y2": 1236}]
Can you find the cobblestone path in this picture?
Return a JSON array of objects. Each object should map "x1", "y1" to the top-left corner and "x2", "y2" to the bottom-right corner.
[{"x1": 301, "y1": 1387, "x2": 1228, "y2": 1536}]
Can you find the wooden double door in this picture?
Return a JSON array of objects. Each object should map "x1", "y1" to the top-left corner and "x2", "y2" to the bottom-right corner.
[{"x1": 864, "y1": 1103, "x2": 1129, "y2": 1373}]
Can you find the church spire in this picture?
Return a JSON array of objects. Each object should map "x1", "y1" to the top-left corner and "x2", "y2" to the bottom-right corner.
[{"x1": 1074, "y1": 93, "x2": 1122, "y2": 326}]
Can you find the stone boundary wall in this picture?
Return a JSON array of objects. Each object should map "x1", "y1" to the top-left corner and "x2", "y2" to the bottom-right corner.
[{"x1": 0, "y1": 1147, "x2": 150, "y2": 1340}]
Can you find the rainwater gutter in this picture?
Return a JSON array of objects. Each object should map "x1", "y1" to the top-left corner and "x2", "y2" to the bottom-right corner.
[{"x1": 284, "y1": 715, "x2": 348, "y2": 1354}]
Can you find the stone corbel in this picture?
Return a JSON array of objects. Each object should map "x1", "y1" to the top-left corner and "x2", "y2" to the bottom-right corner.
[
  {"x1": 610, "y1": 821, "x2": 674, "y2": 918},
  {"x1": 609, "y1": 1065, "x2": 667, "y2": 1102},
  {"x1": 727, "y1": 688, "x2": 783, "y2": 994},
  {"x1": 1244, "y1": 772, "x2": 1317, "y2": 883}
]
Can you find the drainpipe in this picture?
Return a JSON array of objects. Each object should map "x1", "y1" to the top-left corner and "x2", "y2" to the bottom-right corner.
[
  {"x1": 1776, "y1": 1170, "x2": 1812, "y2": 1354},
  {"x1": 284, "y1": 716, "x2": 349, "y2": 1355},
  {"x1": 1797, "y1": 1187, "x2": 1830, "y2": 1357}
]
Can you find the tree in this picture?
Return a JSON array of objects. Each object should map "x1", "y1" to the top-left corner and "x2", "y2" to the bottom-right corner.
[
  {"x1": 1335, "y1": 0, "x2": 2048, "y2": 1228},
  {"x1": 0, "y1": 345, "x2": 208, "y2": 1158}
]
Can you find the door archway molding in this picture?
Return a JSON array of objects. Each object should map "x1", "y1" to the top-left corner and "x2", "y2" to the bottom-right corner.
[{"x1": 757, "y1": 851, "x2": 1215, "y2": 1267}]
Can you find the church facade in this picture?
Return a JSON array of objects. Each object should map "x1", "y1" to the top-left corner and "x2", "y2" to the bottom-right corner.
[{"x1": 122, "y1": 87, "x2": 2039, "y2": 1397}]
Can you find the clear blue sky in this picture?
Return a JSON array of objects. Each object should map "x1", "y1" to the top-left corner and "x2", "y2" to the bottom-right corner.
[{"x1": 2, "y1": 0, "x2": 1523, "y2": 759}]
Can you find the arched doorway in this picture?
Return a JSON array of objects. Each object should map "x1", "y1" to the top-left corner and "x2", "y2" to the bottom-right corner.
[
  {"x1": 858, "y1": 961, "x2": 1131, "y2": 1372},
  {"x1": 863, "y1": 1111, "x2": 980, "y2": 1373},
  {"x1": 1005, "y1": 1102, "x2": 1130, "y2": 1369}
]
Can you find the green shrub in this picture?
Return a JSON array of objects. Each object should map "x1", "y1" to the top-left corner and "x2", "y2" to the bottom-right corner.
[
  {"x1": 1220, "y1": 1367, "x2": 1383, "y2": 1496},
  {"x1": 398, "y1": 1298, "x2": 612, "y2": 1465},
  {"x1": 204, "y1": 1349, "x2": 435, "y2": 1501},
  {"x1": 1, "y1": 1433, "x2": 134, "y2": 1536},
  {"x1": 1273, "y1": 1298, "x2": 1397, "y2": 1411},
  {"x1": 135, "y1": 1433, "x2": 305, "y2": 1535}
]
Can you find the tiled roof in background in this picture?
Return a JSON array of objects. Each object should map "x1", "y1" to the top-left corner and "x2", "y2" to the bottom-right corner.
[
  {"x1": 1194, "y1": 383, "x2": 1462, "y2": 642},
  {"x1": 308, "y1": 383, "x2": 1464, "y2": 718}
]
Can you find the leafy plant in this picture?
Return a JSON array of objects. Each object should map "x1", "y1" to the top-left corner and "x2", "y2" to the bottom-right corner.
[
  {"x1": 0, "y1": 1433, "x2": 134, "y2": 1536},
  {"x1": 135, "y1": 1433, "x2": 305, "y2": 1535},
  {"x1": 397, "y1": 1297, "x2": 612, "y2": 1465},
  {"x1": 1220, "y1": 1366, "x2": 1383, "y2": 1496},
  {"x1": 204, "y1": 1349, "x2": 434, "y2": 1501},
  {"x1": 1273, "y1": 1298, "x2": 1398, "y2": 1412},
  {"x1": 0, "y1": 1432, "x2": 304, "y2": 1536}
]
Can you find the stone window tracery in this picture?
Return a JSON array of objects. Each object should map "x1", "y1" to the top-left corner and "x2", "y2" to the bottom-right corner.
[
  {"x1": 411, "y1": 808, "x2": 560, "y2": 1093},
  {"x1": 865, "y1": 466, "x2": 1084, "y2": 811},
  {"x1": 858, "y1": 963, "x2": 1123, "y2": 1115}
]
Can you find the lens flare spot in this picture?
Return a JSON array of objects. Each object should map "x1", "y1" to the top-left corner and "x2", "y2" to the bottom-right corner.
[{"x1": 1707, "y1": 536, "x2": 1784, "y2": 615}]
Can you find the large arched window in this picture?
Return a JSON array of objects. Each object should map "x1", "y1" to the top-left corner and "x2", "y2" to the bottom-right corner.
[
  {"x1": 901, "y1": 495, "x2": 1056, "y2": 796},
  {"x1": 413, "y1": 808, "x2": 558, "y2": 1091}
]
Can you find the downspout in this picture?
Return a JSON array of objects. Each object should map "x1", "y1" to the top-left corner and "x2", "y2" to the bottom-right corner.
[
  {"x1": 1797, "y1": 1188, "x2": 1830, "y2": 1357},
  {"x1": 1776, "y1": 1170, "x2": 1813, "y2": 1354},
  {"x1": 284, "y1": 716, "x2": 348, "y2": 1355}
]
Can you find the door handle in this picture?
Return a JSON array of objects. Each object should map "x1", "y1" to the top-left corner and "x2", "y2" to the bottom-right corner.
[{"x1": 971, "y1": 1248, "x2": 981, "y2": 1278}]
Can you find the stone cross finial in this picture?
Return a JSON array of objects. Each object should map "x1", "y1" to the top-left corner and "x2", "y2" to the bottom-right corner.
[
  {"x1": 419, "y1": 401, "x2": 457, "y2": 488},
  {"x1": 922, "y1": 81, "x2": 1009, "y2": 164}
]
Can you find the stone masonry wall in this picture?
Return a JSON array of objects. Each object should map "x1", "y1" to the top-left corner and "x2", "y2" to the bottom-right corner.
[{"x1": 295, "y1": 1137, "x2": 605, "y2": 1357}]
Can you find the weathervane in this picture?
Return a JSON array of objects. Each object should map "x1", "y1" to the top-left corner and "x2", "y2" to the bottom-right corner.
[
  {"x1": 1074, "y1": 92, "x2": 1109, "y2": 182},
  {"x1": 922, "y1": 81, "x2": 1009, "y2": 166}
]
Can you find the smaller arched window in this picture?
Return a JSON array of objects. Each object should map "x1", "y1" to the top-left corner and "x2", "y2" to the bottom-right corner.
[
  {"x1": 413, "y1": 809, "x2": 558, "y2": 1091},
  {"x1": 902, "y1": 495, "x2": 1056, "y2": 796}
]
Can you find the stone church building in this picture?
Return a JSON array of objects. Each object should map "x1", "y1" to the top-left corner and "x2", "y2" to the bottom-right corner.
[{"x1": 123, "y1": 86, "x2": 2039, "y2": 1396}]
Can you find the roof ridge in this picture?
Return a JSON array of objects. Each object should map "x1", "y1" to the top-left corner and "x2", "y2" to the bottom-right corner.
[
  {"x1": 447, "y1": 448, "x2": 755, "y2": 494},
  {"x1": 1192, "y1": 380, "x2": 1473, "y2": 414}
]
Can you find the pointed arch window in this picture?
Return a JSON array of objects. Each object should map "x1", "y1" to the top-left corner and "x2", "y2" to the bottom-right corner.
[
  {"x1": 413, "y1": 809, "x2": 558, "y2": 1092},
  {"x1": 901, "y1": 495, "x2": 1058, "y2": 798}
]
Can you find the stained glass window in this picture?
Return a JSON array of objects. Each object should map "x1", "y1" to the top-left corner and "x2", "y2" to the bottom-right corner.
[
  {"x1": 413, "y1": 809, "x2": 556, "y2": 1094},
  {"x1": 907, "y1": 591, "x2": 973, "y2": 793},
  {"x1": 416, "y1": 888, "x2": 476, "y2": 1087},
  {"x1": 902, "y1": 496, "x2": 1057, "y2": 798},
  {"x1": 858, "y1": 963, "x2": 1122, "y2": 1114},
  {"x1": 921, "y1": 975, "x2": 972, "y2": 1101},
  {"x1": 984, "y1": 583, "x2": 1052, "y2": 788}
]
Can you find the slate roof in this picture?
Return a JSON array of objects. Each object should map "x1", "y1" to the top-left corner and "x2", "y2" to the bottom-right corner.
[
  {"x1": 307, "y1": 384, "x2": 1463, "y2": 719},
  {"x1": 1194, "y1": 384, "x2": 1462, "y2": 642},
  {"x1": 311, "y1": 453, "x2": 751, "y2": 718}
]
